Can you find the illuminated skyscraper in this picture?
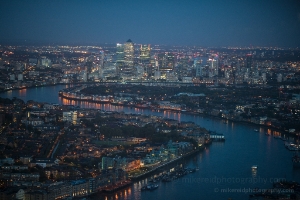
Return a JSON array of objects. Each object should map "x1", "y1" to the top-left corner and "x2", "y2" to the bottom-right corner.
[
  {"x1": 158, "y1": 52, "x2": 175, "y2": 72},
  {"x1": 124, "y1": 39, "x2": 134, "y2": 67},
  {"x1": 140, "y1": 44, "x2": 151, "y2": 77},
  {"x1": 116, "y1": 39, "x2": 136, "y2": 79},
  {"x1": 207, "y1": 54, "x2": 218, "y2": 77},
  {"x1": 98, "y1": 50, "x2": 105, "y2": 79},
  {"x1": 157, "y1": 53, "x2": 166, "y2": 69},
  {"x1": 139, "y1": 44, "x2": 150, "y2": 64},
  {"x1": 195, "y1": 59, "x2": 203, "y2": 77},
  {"x1": 116, "y1": 43, "x2": 125, "y2": 77}
]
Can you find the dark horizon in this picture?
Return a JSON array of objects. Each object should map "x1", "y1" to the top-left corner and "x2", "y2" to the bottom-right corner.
[
  {"x1": 1, "y1": 0, "x2": 300, "y2": 48},
  {"x1": 1, "y1": 39, "x2": 300, "y2": 50}
]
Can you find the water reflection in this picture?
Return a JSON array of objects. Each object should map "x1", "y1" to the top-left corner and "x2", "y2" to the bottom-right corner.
[
  {"x1": 101, "y1": 188, "x2": 133, "y2": 200},
  {"x1": 18, "y1": 88, "x2": 27, "y2": 96}
]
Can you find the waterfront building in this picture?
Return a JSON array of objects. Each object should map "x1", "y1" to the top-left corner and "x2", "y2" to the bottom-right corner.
[
  {"x1": 47, "y1": 181, "x2": 72, "y2": 199},
  {"x1": 25, "y1": 190, "x2": 49, "y2": 200},
  {"x1": 17, "y1": 74, "x2": 23, "y2": 81},
  {"x1": 101, "y1": 157, "x2": 140, "y2": 172},
  {"x1": 71, "y1": 179, "x2": 89, "y2": 198}
]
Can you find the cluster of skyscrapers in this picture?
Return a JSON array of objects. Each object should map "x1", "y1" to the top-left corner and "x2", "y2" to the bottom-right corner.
[
  {"x1": 58, "y1": 40, "x2": 292, "y2": 86},
  {"x1": 112, "y1": 39, "x2": 176, "y2": 81}
]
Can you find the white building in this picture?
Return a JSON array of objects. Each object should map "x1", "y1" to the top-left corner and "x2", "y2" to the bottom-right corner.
[{"x1": 63, "y1": 111, "x2": 78, "y2": 124}]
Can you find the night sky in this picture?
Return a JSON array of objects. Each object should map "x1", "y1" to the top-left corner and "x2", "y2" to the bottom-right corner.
[{"x1": 1, "y1": 0, "x2": 300, "y2": 47}]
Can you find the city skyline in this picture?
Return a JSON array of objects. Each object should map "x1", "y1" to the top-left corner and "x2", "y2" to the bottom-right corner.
[{"x1": 1, "y1": 0, "x2": 300, "y2": 47}]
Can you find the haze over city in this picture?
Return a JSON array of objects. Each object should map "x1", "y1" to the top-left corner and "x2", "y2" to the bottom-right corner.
[{"x1": 1, "y1": 0, "x2": 300, "y2": 47}]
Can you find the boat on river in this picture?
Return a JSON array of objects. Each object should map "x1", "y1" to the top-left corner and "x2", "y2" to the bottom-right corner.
[{"x1": 141, "y1": 184, "x2": 159, "y2": 191}]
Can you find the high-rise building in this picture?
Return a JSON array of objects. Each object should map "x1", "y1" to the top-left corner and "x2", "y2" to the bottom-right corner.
[
  {"x1": 116, "y1": 40, "x2": 136, "y2": 80},
  {"x1": 124, "y1": 39, "x2": 134, "y2": 67},
  {"x1": 98, "y1": 50, "x2": 105, "y2": 79},
  {"x1": 166, "y1": 53, "x2": 175, "y2": 70},
  {"x1": 116, "y1": 43, "x2": 125, "y2": 77},
  {"x1": 157, "y1": 53, "x2": 166, "y2": 69},
  {"x1": 207, "y1": 55, "x2": 218, "y2": 77},
  {"x1": 195, "y1": 61, "x2": 202, "y2": 77},
  {"x1": 140, "y1": 44, "x2": 150, "y2": 63},
  {"x1": 158, "y1": 52, "x2": 175, "y2": 72},
  {"x1": 140, "y1": 44, "x2": 151, "y2": 77}
]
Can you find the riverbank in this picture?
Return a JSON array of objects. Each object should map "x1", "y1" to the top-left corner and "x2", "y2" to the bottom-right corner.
[
  {"x1": 59, "y1": 91, "x2": 295, "y2": 139},
  {"x1": 1, "y1": 83, "x2": 296, "y2": 138},
  {"x1": 129, "y1": 145, "x2": 207, "y2": 181},
  {"x1": 0, "y1": 83, "x2": 69, "y2": 94},
  {"x1": 197, "y1": 112, "x2": 294, "y2": 138},
  {"x1": 89, "y1": 146, "x2": 206, "y2": 198},
  {"x1": 0, "y1": 81, "x2": 109, "y2": 94}
]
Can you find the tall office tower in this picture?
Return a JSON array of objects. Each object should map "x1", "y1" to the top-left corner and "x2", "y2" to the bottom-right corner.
[
  {"x1": 83, "y1": 67, "x2": 88, "y2": 82},
  {"x1": 140, "y1": 44, "x2": 150, "y2": 63},
  {"x1": 140, "y1": 44, "x2": 151, "y2": 77},
  {"x1": 98, "y1": 50, "x2": 105, "y2": 78},
  {"x1": 195, "y1": 59, "x2": 202, "y2": 77},
  {"x1": 207, "y1": 54, "x2": 218, "y2": 78},
  {"x1": 116, "y1": 43, "x2": 125, "y2": 76},
  {"x1": 157, "y1": 53, "x2": 166, "y2": 69},
  {"x1": 166, "y1": 53, "x2": 175, "y2": 70},
  {"x1": 124, "y1": 39, "x2": 134, "y2": 67},
  {"x1": 117, "y1": 39, "x2": 136, "y2": 79},
  {"x1": 158, "y1": 52, "x2": 175, "y2": 73}
]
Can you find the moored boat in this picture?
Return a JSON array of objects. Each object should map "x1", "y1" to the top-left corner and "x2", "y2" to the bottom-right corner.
[{"x1": 147, "y1": 184, "x2": 159, "y2": 190}]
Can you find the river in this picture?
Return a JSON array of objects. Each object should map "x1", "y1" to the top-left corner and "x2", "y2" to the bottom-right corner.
[{"x1": 1, "y1": 85, "x2": 300, "y2": 200}]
